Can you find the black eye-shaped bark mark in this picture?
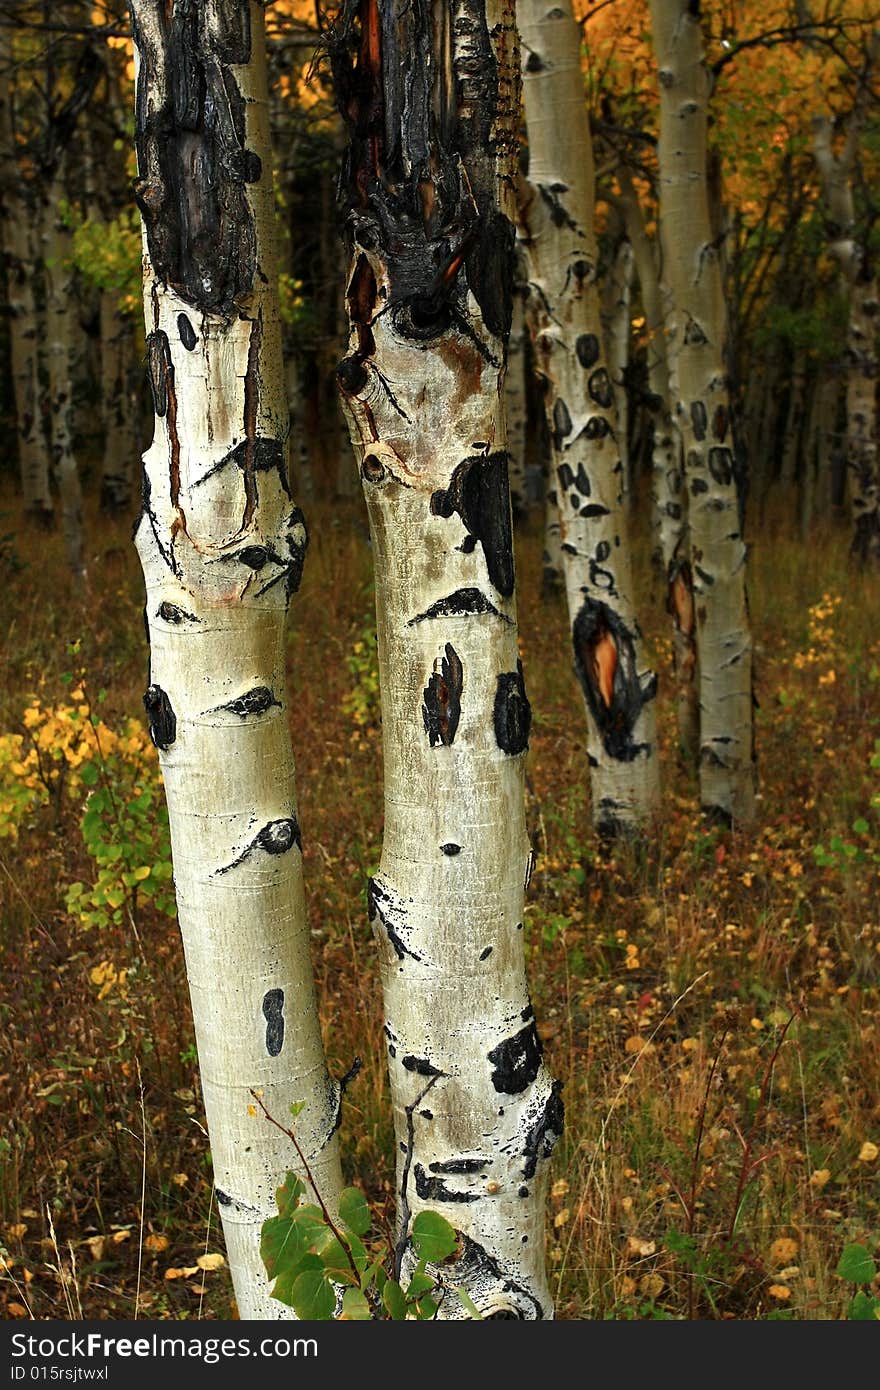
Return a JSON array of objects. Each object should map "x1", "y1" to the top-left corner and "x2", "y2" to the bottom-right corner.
[
  {"x1": 684, "y1": 318, "x2": 707, "y2": 346},
  {"x1": 691, "y1": 476, "x2": 709, "y2": 495},
  {"x1": 408, "y1": 587, "x2": 513, "y2": 626},
  {"x1": 283, "y1": 507, "x2": 309, "y2": 596},
  {"x1": 521, "y1": 1080, "x2": 564, "y2": 1179},
  {"x1": 576, "y1": 333, "x2": 600, "y2": 369},
  {"x1": 262, "y1": 988, "x2": 285, "y2": 1057},
  {"x1": 237, "y1": 544, "x2": 270, "y2": 570},
  {"x1": 584, "y1": 415, "x2": 611, "y2": 441},
  {"x1": 691, "y1": 401, "x2": 708, "y2": 441},
  {"x1": 708, "y1": 446, "x2": 733, "y2": 486},
  {"x1": 494, "y1": 661, "x2": 531, "y2": 755},
  {"x1": 587, "y1": 539, "x2": 617, "y2": 593},
  {"x1": 571, "y1": 598, "x2": 657, "y2": 763},
  {"x1": 552, "y1": 398, "x2": 572, "y2": 450},
  {"x1": 157, "y1": 601, "x2": 200, "y2": 624},
  {"x1": 488, "y1": 1021, "x2": 543, "y2": 1094},
  {"x1": 177, "y1": 314, "x2": 197, "y2": 351},
  {"x1": 143, "y1": 684, "x2": 177, "y2": 749},
  {"x1": 414, "y1": 1164, "x2": 481, "y2": 1203},
  {"x1": 588, "y1": 369, "x2": 613, "y2": 409},
  {"x1": 210, "y1": 686, "x2": 281, "y2": 718},
  {"x1": 131, "y1": 3, "x2": 258, "y2": 315},
  {"x1": 336, "y1": 354, "x2": 369, "y2": 396},
  {"x1": 537, "y1": 182, "x2": 579, "y2": 232},
  {"x1": 422, "y1": 643, "x2": 463, "y2": 747},
  {"x1": 146, "y1": 330, "x2": 172, "y2": 418},
  {"x1": 401, "y1": 1054, "x2": 443, "y2": 1077},
  {"x1": 430, "y1": 452, "x2": 514, "y2": 597},
  {"x1": 368, "y1": 877, "x2": 423, "y2": 962},
  {"x1": 580, "y1": 503, "x2": 610, "y2": 519},
  {"x1": 193, "y1": 438, "x2": 286, "y2": 491},
  {"x1": 441, "y1": 843, "x2": 461, "y2": 856},
  {"x1": 437, "y1": 1233, "x2": 544, "y2": 1321},
  {"x1": 215, "y1": 816, "x2": 301, "y2": 876},
  {"x1": 712, "y1": 404, "x2": 729, "y2": 441}
]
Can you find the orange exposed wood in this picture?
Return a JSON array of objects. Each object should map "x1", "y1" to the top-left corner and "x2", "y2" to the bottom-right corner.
[
  {"x1": 671, "y1": 567, "x2": 695, "y2": 637},
  {"x1": 591, "y1": 629, "x2": 617, "y2": 708}
]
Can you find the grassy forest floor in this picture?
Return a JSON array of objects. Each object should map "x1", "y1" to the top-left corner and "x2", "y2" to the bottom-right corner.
[{"x1": 0, "y1": 479, "x2": 878, "y2": 1322}]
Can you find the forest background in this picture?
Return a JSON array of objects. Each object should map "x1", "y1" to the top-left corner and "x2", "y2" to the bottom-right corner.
[{"x1": 0, "y1": 0, "x2": 879, "y2": 1321}]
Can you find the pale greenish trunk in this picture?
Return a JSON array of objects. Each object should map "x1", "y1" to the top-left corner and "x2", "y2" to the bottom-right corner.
[
  {"x1": 129, "y1": 0, "x2": 344, "y2": 1319},
  {"x1": 519, "y1": 0, "x2": 660, "y2": 835},
  {"x1": 333, "y1": 0, "x2": 560, "y2": 1317},
  {"x1": 651, "y1": 0, "x2": 755, "y2": 825},
  {"x1": 42, "y1": 171, "x2": 85, "y2": 574}
]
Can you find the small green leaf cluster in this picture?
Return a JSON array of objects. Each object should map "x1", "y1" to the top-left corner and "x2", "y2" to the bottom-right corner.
[
  {"x1": 836, "y1": 1242, "x2": 879, "y2": 1320},
  {"x1": 341, "y1": 622, "x2": 381, "y2": 730},
  {"x1": 260, "y1": 1172, "x2": 465, "y2": 1320}
]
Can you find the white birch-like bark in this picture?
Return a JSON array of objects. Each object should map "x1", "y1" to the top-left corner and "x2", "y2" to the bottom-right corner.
[
  {"x1": 650, "y1": 0, "x2": 755, "y2": 825},
  {"x1": 616, "y1": 165, "x2": 698, "y2": 762},
  {"x1": 601, "y1": 224, "x2": 634, "y2": 507},
  {"x1": 42, "y1": 171, "x2": 85, "y2": 574},
  {"x1": 506, "y1": 245, "x2": 530, "y2": 518},
  {"x1": 129, "y1": 0, "x2": 344, "y2": 1320},
  {"x1": 518, "y1": 0, "x2": 660, "y2": 834},
  {"x1": 332, "y1": 0, "x2": 561, "y2": 1317}
]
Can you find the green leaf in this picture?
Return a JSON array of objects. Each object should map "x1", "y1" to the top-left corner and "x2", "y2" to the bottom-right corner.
[
  {"x1": 415, "y1": 1293, "x2": 438, "y2": 1319},
  {"x1": 289, "y1": 1099, "x2": 306, "y2": 1119},
  {"x1": 274, "y1": 1171, "x2": 306, "y2": 1219},
  {"x1": 455, "y1": 1286, "x2": 484, "y2": 1319},
  {"x1": 341, "y1": 1287, "x2": 372, "y2": 1320},
  {"x1": 79, "y1": 762, "x2": 99, "y2": 787},
  {"x1": 291, "y1": 1263, "x2": 337, "y2": 1320},
  {"x1": 315, "y1": 1231, "x2": 354, "y2": 1283},
  {"x1": 260, "y1": 1214, "x2": 309, "y2": 1279},
  {"x1": 848, "y1": 1290, "x2": 879, "y2": 1320},
  {"x1": 852, "y1": 818, "x2": 870, "y2": 836},
  {"x1": 339, "y1": 1186, "x2": 372, "y2": 1236},
  {"x1": 837, "y1": 1243, "x2": 876, "y2": 1285},
  {"x1": 382, "y1": 1278, "x2": 408, "y2": 1320},
  {"x1": 411, "y1": 1210, "x2": 458, "y2": 1263},
  {"x1": 405, "y1": 1269, "x2": 435, "y2": 1296}
]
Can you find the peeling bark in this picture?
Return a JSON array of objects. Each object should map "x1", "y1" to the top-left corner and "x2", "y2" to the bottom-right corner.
[
  {"x1": 518, "y1": 0, "x2": 660, "y2": 834},
  {"x1": 332, "y1": 0, "x2": 560, "y2": 1317},
  {"x1": 130, "y1": 0, "x2": 344, "y2": 1319},
  {"x1": 650, "y1": 0, "x2": 755, "y2": 825}
]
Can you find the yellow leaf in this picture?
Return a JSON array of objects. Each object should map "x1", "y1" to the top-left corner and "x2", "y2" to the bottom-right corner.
[
  {"x1": 197, "y1": 1252, "x2": 225, "y2": 1271},
  {"x1": 134, "y1": 866, "x2": 151, "y2": 882},
  {"x1": 551, "y1": 1179, "x2": 569, "y2": 1199},
  {"x1": 809, "y1": 1169, "x2": 831, "y2": 1188},
  {"x1": 639, "y1": 1273, "x2": 665, "y2": 1299},
  {"x1": 171, "y1": 1173, "x2": 189, "y2": 1187},
  {"x1": 7, "y1": 1302, "x2": 28, "y2": 1317},
  {"x1": 627, "y1": 1236, "x2": 656, "y2": 1258},
  {"x1": 768, "y1": 1284, "x2": 791, "y2": 1301},
  {"x1": 769, "y1": 1237, "x2": 799, "y2": 1267},
  {"x1": 111, "y1": 1229, "x2": 131, "y2": 1244},
  {"x1": 6, "y1": 1224, "x2": 27, "y2": 1240},
  {"x1": 554, "y1": 1208, "x2": 570, "y2": 1228},
  {"x1": 144, "y1": 1233, "x2": 169, "y2": 1253},
  {"x1": 857, "y1": 1142, "x2": 878, "y2": 1163},
  {"x1": 84, "y1": 1236, "x2": 106, "y2": 1261}
]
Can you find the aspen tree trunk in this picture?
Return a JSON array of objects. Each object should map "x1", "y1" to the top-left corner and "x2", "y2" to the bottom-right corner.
[
  {"x1": 650, "y1": 0, "x2": 755, "y2": 825},
  {"x1": 812, "y1": 38, "x2": 880, "y2": 564},
  {"x1": 331, "y1": 0, "x2": 561, "y2": 1317},
  {"x1": 780, "y1": 348, "x2": 806, "y2": 491},
  {"x1": 5, "y1": 216, "x2": 53, "y2": 525},
  {"x1": 617, "y1": 165, "x2": 698, "y2": 762},
  {"x1": 518, "y1": 0, "x2": 660, "y2": 835},
  {"x1": 601, "y1": 223, "x2": 634, "y2": 508},
  {"x1": 42, "y1": 171, "x2": 85, "y2": 575},
  {"x1": 506, "y1": 249, "x2": 530, "y2": 519},
  {"x1": 129, "y1": 0, "x2": 344, "y2": 1320},
  {"x1": 99, "y1": 292, "x2": 137, "y2": 513}
]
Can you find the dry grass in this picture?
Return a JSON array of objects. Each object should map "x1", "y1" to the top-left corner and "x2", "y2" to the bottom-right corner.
[{"x1": 0, "y1": 481, "x2": 878, "y2": 1320}]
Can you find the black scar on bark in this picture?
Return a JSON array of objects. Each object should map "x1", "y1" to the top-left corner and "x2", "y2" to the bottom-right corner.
[
  {"x1": 708, "y1": 446, "x2": 733, "y2": 486},
  {"x1": 588, "y1": 369, "x2": 613, "y2": 409},
  {"x1": 422, "y1": 643, "x2": 463, "y2": 747},
  {"x1": 525, "y1": 50, "x2": 545, "y2": 73},
  {"x1": 488, "y1": 1021, "x2": 543, "y2": 1094},
  {"x1": 157, "y1": 601, "x2": 200, "y2": 624},
  {"x1": 713, "y1": 404, "x2": 729, "y2": 441},
  {"x1": 215, "y1": 816, "x2": 302, "y2": 876},
  {"x1": 441, "y1": 843, "x2": 461, "y2": 856},
  {"x1": 131, "y1": 3, "x2": 259, "y2": 315},
  {"x1": 691, "y1": 476, "x2": 709, "y2": 495},
  {"x1": 552, "y1": 398, "x2": 572, "y2": 450},
  {"x1": 368, "y1": 876, "x2": 422, "y2": 962},
  {"x1": 213, "y1": 686, "x2": 281, "y2": 718},
  {"x1": 430, "y1": 453, "x2": 514, "y2": 597},
  {"x1": 177, "y1": 313, "x2": 197, "y2": 350},
  {"x1": 237, "y1": 545, "x2": 270, "y2": 570},
  {"x1": 408, "y1": 586, "x2": 511, "y2": 625},
  {"x1": 401, "y1": 1055, "x2": 443, "y2": 1077},
  {"x1": 193, "y1": 438, "x2": 287, "y2": 492},
  {"x1": 691, "y1": 401, "x2": 708, "y2": 441},
  {"x1": 557, "y1": 462, "x2": 574, "y2": 491},
  {"x1": 580, "y1": 503, "x2": 610, "y2": 519},
  {"x1": 439, "y1": 1232, "x2": 544, "y2": 1320},
  {"x1": 584, "y1": 415, "x2": 611, "y2": 440},
  {"x1": 262, "y1": 989, "x2": 285, "y2": 1057},
  {"x1": 143, "y1": 684, "x2": 176, "y2": 749},
  {"x1": 430, "y1": 1158, "x2": 490, "y2": 1174},
  {"x1": 479, "y1": 946, "x2": 493, "y2": 960},
  {"x1": 576, "y1": 333, "x2": 600, "y2": 369},
  {"x1": 571, "y1": 598, "x2": 657, "y2": 763},
  {"x1": 521, "y1": 1080, "x2": 564, "y2": 1180},
  {"x1": 494, "y1": 661, "x2": 531, "y2": 755},
  {"x1": 145, "y1": 331, "x2": 172, "y2": 417},
  {"x1": 414, "y1": 1164, "x2": 480, "y2": 1203}
]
